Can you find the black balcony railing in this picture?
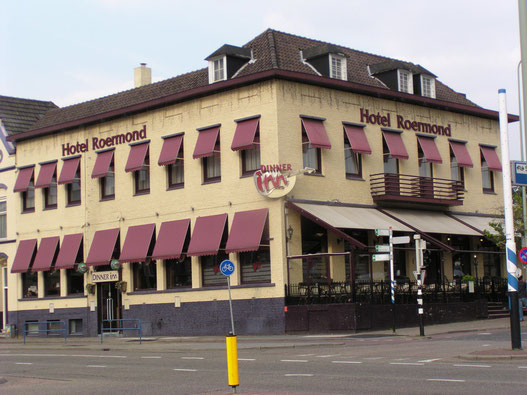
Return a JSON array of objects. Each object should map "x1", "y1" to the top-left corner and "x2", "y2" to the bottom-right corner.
[{"x1": 370, "y1": 173, "x2": 464, "y2": 206}]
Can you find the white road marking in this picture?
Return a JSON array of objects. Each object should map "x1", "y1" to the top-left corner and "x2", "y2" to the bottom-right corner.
[
  {"x1": 364, "y1": 357, "x2": 383, "y2": 360},
  {"x1": 238, "y1": 358, "x2": 256, "y2": 361},
  {"x1": 453, "y1": 364, "x2": 491, "y2": 368},
  {"x1": 87, "y1": 365, "x2": 107, "y2": 368},
  {"x1": 390, "y1": 362, "x2": 424, "y2": 366},
  {"x1": 281, "y1": 359, "x2": 308, "y2": 363},
  {"x1": 427, "y1": 379, "x2": 465, "y2": 383},
  {"x1": 15, "y1": 362, "x2": 33, "y2": 365},
  {"x1": 303, "y1": 334, "x2": 349, "y2": 338},
  {"x1": 478, "y1": 333, "x2": 491, "y2": 335},
  {"x1": 393, "y1": 358, "x2": 408, "y2": 361},
  {"x1": 316, "y1": 354, "x2": 339, "y2": 358},
  {"x1": 181, "y1": 357, "x2": 204, "y2": 360},
  {"x1": 174, "y1": 368, "x2": 197, "y2": 372},
  {"x1": 331, "y1": 361, "x2": 362, "y2": 364},
  {"x1": 141, "y1": 356, "x2": 162, "y2": 359},
  {"x1": 418, "y1": 358, "x2": 441, "y2": 363},
  {"x1": 297, "y1": 353, "x2": 316, "y2": 356},
  {"x1": 285, "y1": 374, "x2": 314, "y2": 377},
  {"x1": 0, "y1": 353, "x2": 126, "y2": 358},
  {"x1": 518, "y1": 366, "x2": 527, "y2": 369},
  {"x1": 482, "y1": 344, "x2": 490, "y2": 347}
]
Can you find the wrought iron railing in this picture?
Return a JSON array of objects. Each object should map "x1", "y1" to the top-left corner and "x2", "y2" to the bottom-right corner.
[
  {"x1": 285, "y1": 278, "x2": 507, "y2": 305},
  {"x1": 370, "y1": 173, "x2": 464, "y2": 205}
]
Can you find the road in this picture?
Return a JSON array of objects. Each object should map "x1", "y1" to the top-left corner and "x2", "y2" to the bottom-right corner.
[{"x1": 1, "y1": 327, "x2": 527, "y2": 394}]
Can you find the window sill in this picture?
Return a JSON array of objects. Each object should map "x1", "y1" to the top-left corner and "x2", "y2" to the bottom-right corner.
[
  {"x1": 22, "y1": 208, "x2": 35, "y2": 214},
  {"x1": 202, "y1": 178, "x2": 221, "y2": 185},
  {"x1": 167, "y1": 184, "x2": 184, "y2": 191},
  {"x1": 305, "y1": 173, "x2": 324, "y2": 177},
  {"x1": 0, "y1": 239, "x2": 16, "y2": 244},
  {"x1": 126, "y1": 282, "x2": 275, "y2": 295},
  {"x1": 18, "y1": 294, "x2": 87, "y2": 302},
  {"x1": 240, "y1": 172, "x2": 256, "y2": 179},
  {"x1": 134, "y1": 190, "x2": 150, "y2": 196},
  {"x1": 483, "y1": 189, "x2": 496, "y2": 195},
  {"x1": 43, "y1": 205, "x2": 58, "y2": 211},
  {"x1": 100, "y1": 195, "x2": 115, "y2": 202},
  {"x1": 66, "y1": 201, "x2": 81, "y2": 207},
  {"x1": 346, "y1": 175, "x2": 364, "y2": 181}
]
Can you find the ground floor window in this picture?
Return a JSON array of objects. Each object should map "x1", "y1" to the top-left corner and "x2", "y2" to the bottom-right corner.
[
  {"x1": 22, "y1": 272, "x2": 38, "y2": 298},
  {"x1": 483, "y1": 253, "x2": 501, "y2": 279},
  {"x1": 67, "y1": 269, "x2": 84, "y2": 294},
  {"x1": 302, "y1": 256, "x2": 328, "y2": 283},
  {"x1": 44, "y1": 270, "x2": 61, "y2": 296},
  {"x1": 69, "y1": 319, "x2": 83, "y2": 334},
  {"x1": 240, "y1": 248, "x2": 271, "y2": 284},
  {"x1": 166, "y1": 258, "x2": 192, "y2": 288},
  {"x1": 132, "y1": 261, "x2": 157, "y2": 290},
  {"x1": 201, "y1": 252, "x2": 228, "y2": 286}
]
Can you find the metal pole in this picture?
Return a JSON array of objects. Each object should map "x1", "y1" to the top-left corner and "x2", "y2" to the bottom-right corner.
[
  {"x1": 227, "y1": 276, "x2": 235, "y2": 336},
  {"x1": 499, "y1": 89, "x2": 522, "y2": 350},
  {"x1": 414, "y1": 235, "x2": 425, "y2": 336},
  {"x1": 389, "y1": 227, "x2": 396, "y2": 333},
  {"x1": 519, "y1": 0, "x2": 527, "y2": 277}
]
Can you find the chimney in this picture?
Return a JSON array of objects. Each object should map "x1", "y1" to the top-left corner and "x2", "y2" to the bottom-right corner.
[{"x1": 134, "y1": 63, "x2": 151, "y2": 88}]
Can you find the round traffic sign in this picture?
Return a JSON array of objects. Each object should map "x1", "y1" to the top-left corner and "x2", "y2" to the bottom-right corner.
[
  {"x1": 519, "y1": 247, "x2": 527, "y2": 264},
  {"x1": 220, "y1": 260, "x2": 235, "y2": 276}
]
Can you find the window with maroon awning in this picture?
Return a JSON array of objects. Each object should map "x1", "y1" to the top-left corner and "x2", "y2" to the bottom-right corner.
[
  {"x1": 158, "y1": 134, "x2": 184, "y2": 166},
  {"x1": 86, "y1": 228, "x2": 120, "y2": 266},
  {"x1": 449, "y1": 141, "x2": 473, "y2": 168},
  {"x1": 225, "y1": 208, "x2": 268, "y2": 253},
  {"x1": 125, "y1": 142, "x2": 149, "y2": 172},
  {"x1": 231, "y1": 117, "x2": 260, "y2": 151},
  {"x1": 301, "y1": 117, "x2": 331, "y2": 149},
  {"x1": 187, "y1": 213, "x2": 227, "y2": 256},
  {"x1": 58, "y1": 157, "x2": 81, "y2": 184},
  {"x1": 119, "y1": 223, "x2": 156, "y2": 263},
  {"x1": 151, "y1": 219, "x2": 190, "y2": 260},
  {"x1": 480, "y1": 145, "x2": 502, "y2": 171},
  {"x1": 13, "y1": 166, "x2": 35, "y2": 192},
  {"x1": 343, "y1": 124, "x2": 371, "y2": 154},
  {"x1": 11, "y1": 239, "x2": 37, "y2": 273},
  {"x1": 35, "y1": 162, "x2": 57, "y2": 189},
  {"x1": 193, "y1": 126, "x2": 220, "y2": 159},
  {"x1": 31, "y1": 236, "x2": 60, "y2": 272},
  {"x1": 55, "y1": 233, "x2": 83, "y2": 270},
  {"x1": 417, "y1": 136, "x2": 442, "y2": 163},
  {"x1": 382, "y1": 131, "x2": 409, "y2": 159},
  {"x1": 92, "y1": 149, "x2": 115, "y2": 178}
]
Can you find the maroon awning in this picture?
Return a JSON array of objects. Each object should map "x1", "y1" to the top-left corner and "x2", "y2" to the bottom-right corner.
[
  {"x1": 480, "y1": 146, "x2": 502, "y2": 172},
  {"x1": 13, "y1": 166, "x2": 34, "y2": 192},
  {"x1": 58, "y1": 157, "x2": 81, "y2": 185},
  {"x1": 343, "y1": 124, "x2": 371, "y2": 154},
  {"x1": 11, "y1": 239, "x2": 37, "y2": 273},
  {"x1": 31, "y1": 236, "x2": 60, "y2": 272},
  {"x1": 231, "y1": 117, "x2": 260, "y2": 151},
  {"x1": 55, "y1": 233, "x2": 83, "y2": 270},
  {"x1": 92, "y1": 149, "x2": 114, "y2": 179},
  {"x1": 225, "y1": 208, "x2": 268, "y2": 253},
  {"x1": 450, "y1": 141, "x2": 473, "y2": 168},
  {"x1": 125, "y1": 142, "x2": 149, "y2": 172},
  {"x1": 86, "y1": 228, "x2": 120, "y2": 266},
  {"x1": 158, "y1": 134, "x2": 184, "y2": 166},
  {"x1": 35, "y1": 162, "x2": 57, "y2": 189},
  {"x1": 187, "y1": 213, "x2": 227, "y2": 256},
  {"x1": 301, "y1": 117, "x2": 331, "y2": 149},
  {"x1": 417, "y1": 136, "x2": 442, "y2": 164},
  {"x1": 119, "y1": 223, "x2": 156, "y2": 263},
  {"x1": 383, "y1": 131, "x2": 409, "y2": 159},
  {"x1": 151, "y1": 219, "x2": 190, "y2": 260},
  {"x1": 193, "y1": 126, "x2": 220, "y2": 159}
]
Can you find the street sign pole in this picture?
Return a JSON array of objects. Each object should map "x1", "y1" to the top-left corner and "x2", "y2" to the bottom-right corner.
[
  {"x1": 414, "y1": 235, "x2": 425, "y2": 336},
  {"x1": 220, "y1": 260, "x2": 239, "y2": 393},
  {"x1": 389, "y1": 227, "x2": 396, "y2": 333}
]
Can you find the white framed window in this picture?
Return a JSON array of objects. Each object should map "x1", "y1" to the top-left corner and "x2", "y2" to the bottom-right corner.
[
  {"x1": 0, "y1": 200, "x2": 6, "y2": 239},
  {"x1": 398, "y1": 69, "x2": 413, "y2": 94},
  {"x1": 421, "y1": 75, "x2": 436, "y2": 98},
  {"x1": 329, "y1": 54, "x2": 347, "y2": 81},
  {"x1": 208, "y1": 56, "x2": 226, "y2": 83}
]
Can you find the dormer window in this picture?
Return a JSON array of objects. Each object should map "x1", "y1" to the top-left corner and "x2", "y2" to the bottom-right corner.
[
  {"x1": 329, "y1": 54, "x2": 347, "y2": 80},
  {"x1": 421, "y1": 75, "x2": 436, "y2": 98},
  {"x1": 398, "y1": 70, "x2": 413, "y2": 93},
  {"x1": 206, "y1": 44, "x2": 252, "y2": 84},
  {"x1": 210, "y1": 57, "x2": 226, "y2": 83}
]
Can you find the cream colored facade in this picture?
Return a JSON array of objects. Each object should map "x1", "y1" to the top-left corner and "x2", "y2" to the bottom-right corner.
[{"x1": 7, "y1": 77, "x2": 507, "y2": 335}]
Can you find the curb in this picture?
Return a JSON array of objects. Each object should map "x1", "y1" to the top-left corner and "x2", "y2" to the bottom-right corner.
[{"x1": 459, "y1": 354, "x2": 527, "y2": 361}]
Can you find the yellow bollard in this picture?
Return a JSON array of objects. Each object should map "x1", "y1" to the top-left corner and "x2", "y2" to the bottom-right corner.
[{"x1": 226, "y1": 334, "x2": 239, "y2": 391}]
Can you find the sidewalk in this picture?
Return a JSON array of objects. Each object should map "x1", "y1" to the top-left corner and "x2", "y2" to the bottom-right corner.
[{"x1": 1, "y1": 318, "x2": 526, "y2": 359}]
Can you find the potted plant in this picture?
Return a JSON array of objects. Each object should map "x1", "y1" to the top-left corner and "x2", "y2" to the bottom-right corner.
[
  {"x1": 115, "y1": 281, "x2": 127, "y2": 293},
  {"x1": 85, "y1": 283, "x2": 96, "y2": 295}
]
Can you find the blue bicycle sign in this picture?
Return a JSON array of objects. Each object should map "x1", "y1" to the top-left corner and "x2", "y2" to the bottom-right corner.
[{"x1": 220, "y1": 260, "x2": 235, "y2": 276}]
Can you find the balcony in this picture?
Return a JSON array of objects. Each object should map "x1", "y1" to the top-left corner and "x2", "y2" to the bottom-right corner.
[{"x1": 370, "y1": 173, "x2": 464, "y2": 206}]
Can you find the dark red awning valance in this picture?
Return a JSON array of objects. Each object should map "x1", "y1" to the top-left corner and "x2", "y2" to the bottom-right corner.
[
  {"x1": 31, "y1": 236, "x2": 60, "y2": 272},
  {"x1": 55, "y1": 233, "x2": 83, "y2": 270},
  {"x1": 86, "y1": 228, "x2": 120, "y2": 266},
  {"x1": 225, "y1": 208, "x2": 268, "y2": 253},
  {"x1": 151, "y1": 219, "x2": 190, "y2": 260},
  {"x1": 119, "y1": 223, "x2": 155, "y2": 263},
  {"x1": 187, "y1": 214, "x2": 227, "y2": 256}
]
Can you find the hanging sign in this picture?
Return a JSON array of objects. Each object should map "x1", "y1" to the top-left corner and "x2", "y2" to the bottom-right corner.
[
  {"x1": 254, "y1": 164, "x2": 297, "y2": 198},
  {"x1": 91, "y1": 271, "x2": 119, "y2": 283}
]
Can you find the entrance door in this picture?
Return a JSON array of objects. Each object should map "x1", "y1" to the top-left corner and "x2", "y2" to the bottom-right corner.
[{"x1": 97, "y1": 282, "x2": 122, "y2": 334}]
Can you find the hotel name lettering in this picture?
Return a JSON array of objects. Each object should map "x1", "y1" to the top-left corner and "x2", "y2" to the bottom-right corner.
[
  {"x1": 360, "y1": 108, "x2": 452, "y2": 136},
  {"x1": 62, "y1": 125, "x2": 147, "y2": 156}
]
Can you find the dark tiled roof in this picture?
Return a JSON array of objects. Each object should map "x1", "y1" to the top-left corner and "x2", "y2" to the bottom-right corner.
[
  {"x1": 25, "y1": 29, "x2": 478, "y2": 137},
  {"x1": 369, "y1": 60, "x2": 436, "y2": 77},
  {"x1": 0, "y1": 95, "x2": 57, "y2": 135}
]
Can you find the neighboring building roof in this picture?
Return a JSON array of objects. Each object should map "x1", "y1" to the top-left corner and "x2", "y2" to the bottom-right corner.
[
  {"x1": 9, "y1": 29, "x2": 514, "y2": 142},
  {"x1": 205, "y1": 44, "x2": 252, "y2": 60},
  {"x1": 368, "y1": 60, "x2": 437, "y2": 78},
  {"x1": 0, "y1": 95, "x2": 57, "y2": 136}
]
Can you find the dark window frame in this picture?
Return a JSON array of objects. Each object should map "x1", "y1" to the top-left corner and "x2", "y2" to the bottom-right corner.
[
  {"x1": 344, "y1": 134, "x2": 362, "y2": 179},
  {"x1": 302, "y1": 133, "x2": 322, "y2": 175},
  {"x1": 165, "y1": 257, "x2": 192, "y2": 288},
  {"x1": 481, "y1": 157, "x2": 495, "y2": 193},
  {"x1": 134, "y1": 151, "x2": 150, "y2": 195},
  {"x1": 203, "y1": 143, "x2": 221, "y2": 183},
  {"x1": 100, "y1": 159, "x2": 115, "y2": 200},
  {"x1": 167, "y1": 147, "x2": 185, "y2": 190},
  {"x1": 67, "y1": 169, "x2": 81, "y2": 206},
  {"x1": 241, "y1": 135, "x2": 261, "y2": 177},
  {"x1": 44, "y1": 173, "x2": 58, "y2": 210},
  {"x1": 22, "y1": 178, "x2": 35, "y2": 213}
]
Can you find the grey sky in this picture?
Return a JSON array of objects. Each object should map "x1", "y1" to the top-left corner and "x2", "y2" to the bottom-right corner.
[{"x1": 2, "y1": 0, "x2": 523, "y2": 157}]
